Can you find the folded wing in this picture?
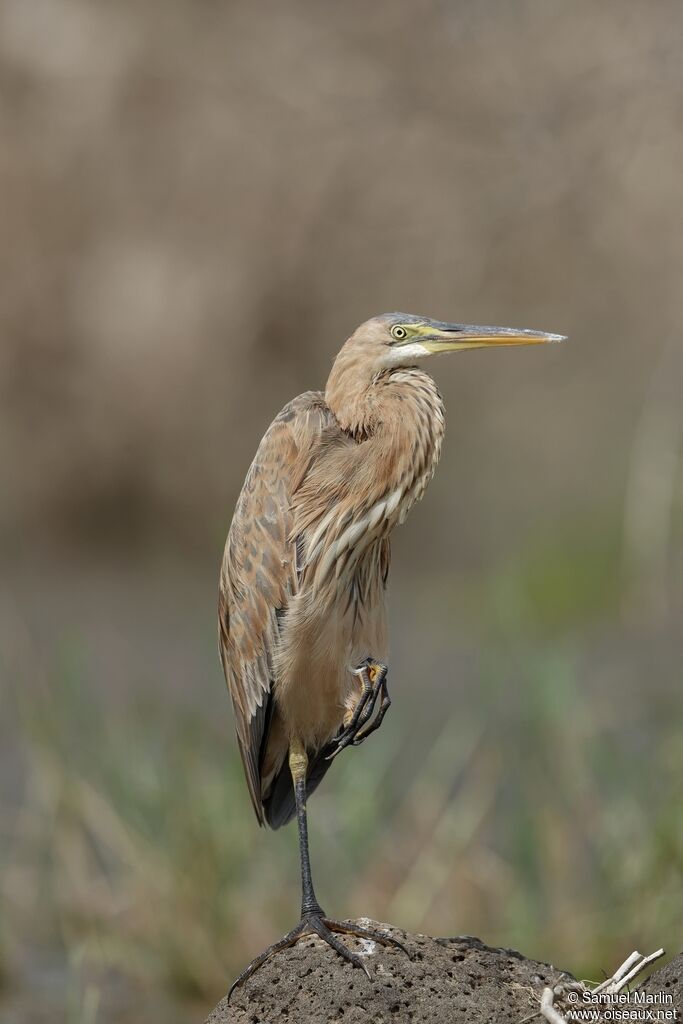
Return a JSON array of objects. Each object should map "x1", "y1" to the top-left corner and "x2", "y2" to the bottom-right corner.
[{"x1": 218, "y1": 391, "x2": 336, "y2": 824}]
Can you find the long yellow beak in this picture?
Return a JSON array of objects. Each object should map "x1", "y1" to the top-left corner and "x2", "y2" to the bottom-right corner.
[{"x1": 421, "y1": 323, "x2": 567, "y2": 352}]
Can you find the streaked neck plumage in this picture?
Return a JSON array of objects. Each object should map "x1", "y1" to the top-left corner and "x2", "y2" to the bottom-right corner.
[
  {"x1": 325, "y1": 342, "x2": 383, "y2": 439},
  {"x1": 291, "y1": 349, "x2": 446, "y2": 593},
  {"x1": 325, "y1": 347, "x2": 446, "y2": 524}
]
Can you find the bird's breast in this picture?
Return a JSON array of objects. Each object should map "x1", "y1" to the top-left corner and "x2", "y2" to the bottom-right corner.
[{"x1": 298, "y1": 367, "x2": 445, "y2": 589}]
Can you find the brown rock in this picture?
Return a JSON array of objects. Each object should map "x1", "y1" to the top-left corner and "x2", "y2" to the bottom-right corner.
[
  {"x1": 206, "y1": 921, "x2": 576, "y2": 1023},
  {"x1": 641, "y1": 954, "x2": 683, "y2": 1014}
]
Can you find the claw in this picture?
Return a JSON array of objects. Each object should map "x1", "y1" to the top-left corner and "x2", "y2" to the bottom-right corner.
[
  {"x1": 228, "y1": 912, "x2": 408, "y2": 999},
  {"x1": 228, "y1": 921, "x2": 305, "y2": 1000},
  {"x1": 326, "y1": 660, "x2": 390, "y2": 760},
  {"x1": 327, "y1": 918, "x2": 412, "y2": 959},
  {"x1": 352, "y1": 676, "x2": 391, "y2": 744}
]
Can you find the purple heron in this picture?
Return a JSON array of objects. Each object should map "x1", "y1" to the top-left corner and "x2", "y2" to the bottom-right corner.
[{"x1": 219, "y1": 313, "x2": 565, "y2": 993}]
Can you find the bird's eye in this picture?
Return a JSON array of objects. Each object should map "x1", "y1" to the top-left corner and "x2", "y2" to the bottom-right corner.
[{"x1": 391, "y1": 325, "x2": 407, "y2": 341}]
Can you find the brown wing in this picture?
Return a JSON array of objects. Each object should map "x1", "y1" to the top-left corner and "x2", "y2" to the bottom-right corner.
[{"x1": 218, "y1": 391, "x2": 336, "y2": 824}]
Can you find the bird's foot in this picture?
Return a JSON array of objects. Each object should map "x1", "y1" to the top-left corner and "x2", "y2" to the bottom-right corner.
[
  {"x1": 228, "y1": 910, "x2": 409, "y2": 999},
  {"x1": 327, "y1": 660, "x2": 391, "y2": 760}
]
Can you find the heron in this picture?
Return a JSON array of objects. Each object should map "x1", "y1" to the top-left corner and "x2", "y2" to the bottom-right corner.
[{"x1": 219, "y1": 313, "x2": 565, "y2": 993}]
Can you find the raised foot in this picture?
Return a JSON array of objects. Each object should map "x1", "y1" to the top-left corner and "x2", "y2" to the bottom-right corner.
[
  {"x1": 228, "y1": 913, "x2": 410, "y2": 1000},
  {"x1": 327, "y1": 660, "x2": 391, "y2": 760}
]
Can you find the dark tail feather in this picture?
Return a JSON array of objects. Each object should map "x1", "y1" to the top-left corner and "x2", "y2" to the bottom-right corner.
[{"x1": 262, "y1": 744, "x2": 334, "y2": 830}]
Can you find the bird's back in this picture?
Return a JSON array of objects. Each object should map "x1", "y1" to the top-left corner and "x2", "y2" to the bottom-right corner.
[{"x1": 219, "y1": 390, "x2": 343, "y2": 825}]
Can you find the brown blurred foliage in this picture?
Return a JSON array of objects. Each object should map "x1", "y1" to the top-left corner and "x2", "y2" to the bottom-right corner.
[{"x1": 1, "y1": 0, "x2": 681, "y2": 573}]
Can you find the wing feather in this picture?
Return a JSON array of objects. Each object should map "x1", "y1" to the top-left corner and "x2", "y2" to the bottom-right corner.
[{"x1": 218, "y1": 391, "x2": 335, "y2": 824}]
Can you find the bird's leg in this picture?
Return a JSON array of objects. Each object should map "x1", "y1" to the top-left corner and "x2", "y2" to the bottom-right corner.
[
  {"x1": 228, "y1": 736, "x2": 408, "y2": 999},
  {"x1": 327, "y1": 660, "x2": 390, "y2": 760},
  {"x1": 290, "y1": 739, "x2": 323, "y2": 919}
]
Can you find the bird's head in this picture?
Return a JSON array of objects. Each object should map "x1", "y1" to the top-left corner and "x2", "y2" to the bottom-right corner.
[
  {"x1": 353, "y1": 313, "x2": 567, "y2": 367},
  {"x1": 326, "y1": 313, "x2": 566, "y2": 431}
]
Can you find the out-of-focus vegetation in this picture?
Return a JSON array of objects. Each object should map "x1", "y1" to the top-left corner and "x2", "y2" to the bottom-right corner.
[
  {"x1": 1, "y1": 0, "x2": 682, "y2": 1021},
  {"x1": 2, "y1": 548, "x2": 681, "y2": 1022}
]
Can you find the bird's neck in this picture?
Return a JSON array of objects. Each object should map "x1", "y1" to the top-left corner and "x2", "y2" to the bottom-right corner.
[
  {"x1": 325, "y1": 357, "x2": 446, "y2": 533},
  {"x1": 325, "y1": 348, "x2": 380, "y2": 439},
  {"x1": 326, "y1": 354, "x2": 444, "y2": 450}
]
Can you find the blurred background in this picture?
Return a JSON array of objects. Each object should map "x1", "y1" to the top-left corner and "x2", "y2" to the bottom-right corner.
[{"x1": 1, "y1": 0, "x2": 682, "y2": 1020}]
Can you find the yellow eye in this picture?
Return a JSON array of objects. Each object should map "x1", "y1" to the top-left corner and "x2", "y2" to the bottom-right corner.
[{"x1": 391, "y1": 325, "x2": 407, "y2": 341}]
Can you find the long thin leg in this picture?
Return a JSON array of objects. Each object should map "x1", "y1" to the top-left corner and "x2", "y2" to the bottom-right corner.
[
  {"x1": 289, "y1": 739, "x2": 324, "y2": 917},
  {"x1": 230, "y1": 737, "x2": 411, "y2": 999}
]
